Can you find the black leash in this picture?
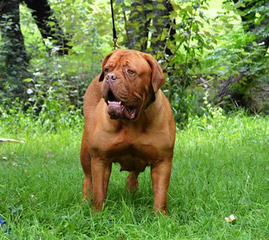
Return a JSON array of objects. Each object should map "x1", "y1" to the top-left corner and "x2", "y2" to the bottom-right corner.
[{"x1": 110, "y1": 0, "x2": 118, "y2": 49}]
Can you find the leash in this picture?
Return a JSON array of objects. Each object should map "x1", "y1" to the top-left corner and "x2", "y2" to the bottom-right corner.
[{"x1": 110, "y1": 0, "x2": 119, "y2": 49}]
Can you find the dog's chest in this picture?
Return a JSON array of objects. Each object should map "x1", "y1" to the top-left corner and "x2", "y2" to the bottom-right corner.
[
  {"x1": 95, "y1": 128, "x2": 159, "y2": 172},
  {"x1": 109, "y1": 143, "x2": 158, "y2": 172},
  {"x1": 89, "y1": 120, "x2": 169, "y2": 172}
]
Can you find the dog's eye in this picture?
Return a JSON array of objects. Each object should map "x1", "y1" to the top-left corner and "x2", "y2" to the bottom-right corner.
[
  {"x1": 127, "y1": 69, "x2": 135, "y2": 75},
  {"x1": 104, "y1": 67, "x2": 109, "y2": 73}
]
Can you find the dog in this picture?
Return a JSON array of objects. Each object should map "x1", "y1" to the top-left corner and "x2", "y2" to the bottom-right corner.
[{"x1": 80, "y1": 49, "x2": 176, "y2": 215}]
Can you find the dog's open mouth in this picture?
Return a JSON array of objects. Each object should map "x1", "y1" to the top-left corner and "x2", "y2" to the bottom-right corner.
[{"x1": 106, "y1": 89, "x2": 138, "y2": 120}]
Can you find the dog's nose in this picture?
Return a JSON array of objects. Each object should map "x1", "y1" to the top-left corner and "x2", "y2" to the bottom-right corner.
[{"x1": 106, "y1": 73, "x2": 117, "y2": 82}]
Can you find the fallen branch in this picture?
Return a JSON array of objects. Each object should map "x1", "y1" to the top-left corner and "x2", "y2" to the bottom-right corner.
[{"x1": 0, "y1": 138, "x2": 24, "y2": 143}]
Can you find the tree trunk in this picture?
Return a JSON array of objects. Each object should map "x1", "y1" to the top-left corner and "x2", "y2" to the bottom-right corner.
[
  {"x1": 124, "y1": 0, "x2": 175, "y2": 55},
  {"x1": 0, "y1": 0, "x2": 29, "y2": 70},
  {"x1": 0, "y1": 0, "x2": 28, "y2": 96},
  {"x1": 0, "y1": 0, "x2": 70, "y2": 99},
  {"x1": 151, "y1": 0, "x2": 175, "y2": 57},
  {"x1": 124, "y1": 0, "x2": 151, "y2": 51},
  {"x1": 24, "y1": 0, "x2": 70, "y2": 55}
]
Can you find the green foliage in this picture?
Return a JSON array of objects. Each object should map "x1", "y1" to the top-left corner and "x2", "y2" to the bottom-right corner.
[
  {"x1": 19, "y1": 0, "x2": 110, "y2": 104},
  {"x1": 115, "y1": 0, "x2": 219, "y2": 124},
  {"x1": 1, "y1": 1, "x2": 112, "y2": 120},
  {"x1": 203, "y1": 0, "x2": 269, "y2": 80},
  {"x1": 162, "y1": 0, "x2": 216, "y2": 124},
  {"x1": 0, "y1": 89, "x2": 83, "y2": 133},
  {"x1": 0, "y1": 0, "x2": 268, "y2": 124}
]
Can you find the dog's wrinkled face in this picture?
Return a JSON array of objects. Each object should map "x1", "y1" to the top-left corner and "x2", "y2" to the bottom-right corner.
[{"x1": 99, "y1": 49, "x2": 165, "y2": 120}]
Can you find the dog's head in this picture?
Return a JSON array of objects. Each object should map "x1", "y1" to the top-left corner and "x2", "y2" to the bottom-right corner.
[{"x1": 99, "y1": 49, "x2": 165, "y2": 120}]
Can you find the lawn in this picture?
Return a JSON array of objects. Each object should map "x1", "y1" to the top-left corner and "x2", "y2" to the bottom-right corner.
[{"x1": 0, "y1": 114, "x2": 268, "y2": 239}]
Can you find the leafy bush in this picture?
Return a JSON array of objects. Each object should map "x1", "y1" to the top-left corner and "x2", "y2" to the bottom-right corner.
[
  {"x1": 1, "y1": 1, "x2": 108, "y2": 112},
  {"x1": 0, "y1": 91, "x2": 83, "y2": 133}
]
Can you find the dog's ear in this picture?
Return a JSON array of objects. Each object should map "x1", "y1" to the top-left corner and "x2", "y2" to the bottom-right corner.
[
  {"x1": 142, "y1": 53, "x2": 165, "y2": 92},
  {"x1": 99, "y1": 52, "x2": 114, "y2": 81}
]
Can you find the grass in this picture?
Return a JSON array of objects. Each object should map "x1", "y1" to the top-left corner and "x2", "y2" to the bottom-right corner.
[{"x1": 0, "y1": 113, "x2": 269, "y2": 239}]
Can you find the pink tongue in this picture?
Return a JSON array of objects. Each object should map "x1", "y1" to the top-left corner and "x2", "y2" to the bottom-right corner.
[{"x1": 107, "y1": 102, "x2": 124, "y2": 119}]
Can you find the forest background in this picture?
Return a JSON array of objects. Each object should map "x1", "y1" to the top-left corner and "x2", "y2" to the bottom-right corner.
[{"x1": 0, "y1": 0, "x2": 268, "y2": 126}]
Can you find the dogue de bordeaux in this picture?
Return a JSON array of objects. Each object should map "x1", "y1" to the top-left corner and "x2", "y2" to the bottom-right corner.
[{"x1": 80, "y1": 49, "x2": 176, "y2": 215}]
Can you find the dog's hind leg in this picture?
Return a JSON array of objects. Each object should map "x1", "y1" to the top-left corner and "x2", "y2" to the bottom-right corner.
[{"x1": 126, "y1": 171, "x2": 139, "y2": 192}]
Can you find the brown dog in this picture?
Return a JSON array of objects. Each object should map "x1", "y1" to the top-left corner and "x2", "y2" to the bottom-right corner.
[{"x1": 80, "y1": 49, "x2": 176, "y2": 214}]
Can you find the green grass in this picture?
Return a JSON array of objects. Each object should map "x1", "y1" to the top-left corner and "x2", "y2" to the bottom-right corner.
[{"x1": 0, "y1": 114, "x2": 268, "y2": 239}]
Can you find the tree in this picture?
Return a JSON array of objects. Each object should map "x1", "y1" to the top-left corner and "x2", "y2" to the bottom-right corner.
[
  {"x1": 150, "y1": 0, "x2": 175, "y2": 58},
  {"x1": 0, "y1": 0, "x2": 70, "y2": 99},
  {"x1": 121, "y1": 0, "x2": 214, "y2": 122},
  {"x1": 124, "y1": 0, "x2": 152, "y2": 51},
  {"x1": 216, "y1": 0, "x2": 269, "y2": 112},
  {"x1": 123, "y1": 0, "x2": 175, "y2": 56},
  {"x1": 0, "y1": 0, "x2": 28, "y2": 96},
  {"x1": 23, "y1": 0, "x2": 70, "y2": 55}
]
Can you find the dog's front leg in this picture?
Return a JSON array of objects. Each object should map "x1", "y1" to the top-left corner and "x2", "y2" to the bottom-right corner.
[
  {"x1": 151, "y1": 160, "x2": 172, "y2": 215},
  {"x1": 91, "y1": 158, "x2": 110, "y2": 211},
  {"x1": 104, "y1": 163, "x2": 112, "y2": 199}
]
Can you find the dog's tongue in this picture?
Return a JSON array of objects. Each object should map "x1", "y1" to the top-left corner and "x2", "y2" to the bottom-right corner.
[{"x1": 107, "y1": 101, "x2": 124, "y2": 119}]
